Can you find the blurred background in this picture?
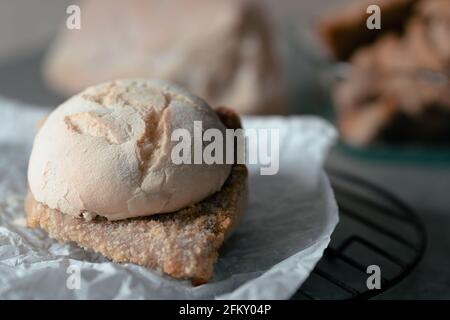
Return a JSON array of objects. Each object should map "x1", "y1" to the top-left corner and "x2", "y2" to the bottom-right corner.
[
  {"x1": 0, "y1": 0, "x2": 353, "y2": 109},
  {"x1": 0, "y1": 0, "x2": 449, "y2": 298}
]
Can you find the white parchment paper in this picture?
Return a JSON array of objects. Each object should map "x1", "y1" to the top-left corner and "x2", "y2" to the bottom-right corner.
[{"x1": 0, "y1": 97, "x2": 338, "y2": 299}]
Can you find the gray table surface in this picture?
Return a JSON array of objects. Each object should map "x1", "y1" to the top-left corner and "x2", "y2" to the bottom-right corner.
[{"x1": 1, "y1": 49, "x2": 449, "y2": 299}]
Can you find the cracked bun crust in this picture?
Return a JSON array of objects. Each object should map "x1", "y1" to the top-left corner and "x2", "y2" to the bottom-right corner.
[{"x1": 28, "y1": 79, "x2": 231, "y2": 220}]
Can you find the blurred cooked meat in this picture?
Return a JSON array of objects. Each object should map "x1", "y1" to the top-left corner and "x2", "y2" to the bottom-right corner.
[
  {"x1": 318, "y1": 0, "x2": 418, "y2": 61},
  {"x1": 320, "y1": 0, "x2": 450, "y2": 146}
]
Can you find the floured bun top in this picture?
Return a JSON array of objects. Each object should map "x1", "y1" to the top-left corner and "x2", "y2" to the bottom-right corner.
[{"x1": 28, "y1": 79, "x2": 231, "y2": 220}]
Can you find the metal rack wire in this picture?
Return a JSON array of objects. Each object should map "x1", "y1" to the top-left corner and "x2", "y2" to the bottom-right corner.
[{"x1": 293, "y1": 169, "x2": 427, "y2": 300}]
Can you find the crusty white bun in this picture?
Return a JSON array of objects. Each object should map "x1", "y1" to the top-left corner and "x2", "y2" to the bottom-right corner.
[{"x1": 28, "y1": 79, "x2": 231, "y2": 221}]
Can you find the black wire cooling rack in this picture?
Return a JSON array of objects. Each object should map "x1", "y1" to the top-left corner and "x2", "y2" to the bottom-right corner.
[{"x1": 292, "y1": 169, "x2": 427, "y2": 300}]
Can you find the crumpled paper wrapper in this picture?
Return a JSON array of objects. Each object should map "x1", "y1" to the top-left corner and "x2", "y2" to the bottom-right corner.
[{"x1": 0, "y1": 97, "x2": 338, "y2": 299}]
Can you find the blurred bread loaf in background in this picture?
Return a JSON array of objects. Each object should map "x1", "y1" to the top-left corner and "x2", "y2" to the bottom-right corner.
[{"x1": 43, "y1": 0, "x2": 285, "y2": 115}]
